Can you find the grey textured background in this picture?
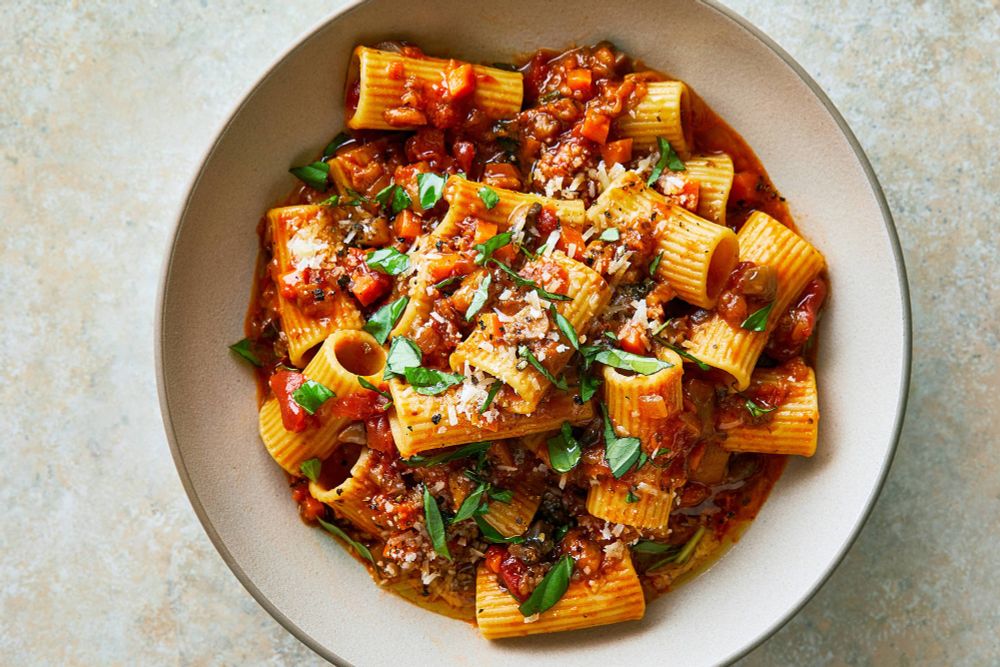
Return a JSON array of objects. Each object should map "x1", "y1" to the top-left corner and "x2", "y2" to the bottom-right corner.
[{"x1": 2, "y1": 1, "x2": 997, "y2": 665}]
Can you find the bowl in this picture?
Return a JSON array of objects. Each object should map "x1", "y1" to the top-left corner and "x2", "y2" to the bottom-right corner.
[{"x1": 156, "y1": 0, "x2": 911, "y2": 663}]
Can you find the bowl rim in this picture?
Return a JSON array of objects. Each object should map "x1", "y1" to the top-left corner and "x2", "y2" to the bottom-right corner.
[{"x1": 155, "y1": 1, "x2": 912, "y2": 663}]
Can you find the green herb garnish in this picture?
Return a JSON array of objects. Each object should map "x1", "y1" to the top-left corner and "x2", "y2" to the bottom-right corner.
[
  {"x1": 475, "y1": 515, "x2": 525, "y2": 544},
  {"x1": 649, "y1": 250, "x2": 663, "y2": 276},
  {"x1": 625, "y1": 489, "x2": 639, "y2": 503},
  {"x1": 741, "y1": 302, "x2": 775, "y2": 332},
  {"x1": 228, "y1": 338, "x2": 262, "y2": 367},
  {"x1": 433, "y1": 275, "x2": 462, "y2": 290},
  {"x1": 318, "y1": 517, "x2": 375, "y2": 564},
  {"x1": 490, "y1": 259, "x2": 572, "y2": 302},
  {"x1": 546, "y1": 421, "x2": 581, "y2": 473},
  {"x1": 384, "y1": 336, "x2": 423, "y2": 379},
  {"x1": 466, "y1": 274, "x2": 491, "y2": 321},
  {"x1": 474, "y1": 232, "x2": 513, "y2": 265},
  {"x1": 404, "y1": 441, "x2": 492, "y2": 467},
  {"x1": 549, "y1": 304, "x2": 578, "y2": 351},
  {"x1": 745, "y1": 397, "x2": 777, "y2": 419},
  {"x1": 518, "y1": 345, "x2": 568, "y2": 391},
  {"x1": 478, "y1": 186, "x2": 500, "y2": 210},
  {"x1": 452, "y1": 483, "x2": 489, "y2": 524},
  {"x1": 289, "y1": 161, "x2": 330, "y2": 191},
  {"x1": 363, "y1": 295, "x2": 409, "y2": 344},
  {"x1": 578, "y1": 371, "x2": 600, "y2": 402},
  {"x1": 601, "y1": 403, "x2": 641, "y2": 479},
  {"x1": 422, "y1": 485, "x2": 451, "y2": 561},
  {"x1": 291, "y1": 379, "x2": 335, "y2": 415},
  {"x1": 300, "y1": 458, "x2": 322, "y2": 483},
  {"x1": 417, "y1": 172, "x2": 447, "y2": 209},
  {"x1": 358, "y1": 377, "x2": 392, "y2": 402},
  {"x1": 322, "y1": 132, "x2": 351, "y2": 158},
  {"x1": 404, "y1": 367, "x2": 465, "y2": 395},
  {"x1": 659, "y1": 341, "x2": 711, "y2": 371},
  {"x1": 479, "y1": 381, "x2": 502, "y2": 414},
  {"x1": 648, "y1": 526, "x2": 705, "y2": 570},
  {"x1": 598, "y1": 227, "x2": 620, "y2": 242},
  {"x1": 365, "y1": 247, "x2": 411, "y2": 275},
  {"x1": 594, "y1": 348, "x2": 673, "y2": 375},
  {"x1": 646, "y1": 137, "x2": 685, "y2": 186},
  {"x1": 518, "y1": 555, "x2": 573, "y2": 616}
]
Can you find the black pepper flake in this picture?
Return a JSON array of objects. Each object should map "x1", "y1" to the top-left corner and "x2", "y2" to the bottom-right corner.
[
  {"x1": 435, "y1": 240, "x2": 444, "y2": 251},
  {"x1": 431, "y1": 414, "x2": 442, "y2": 424},
  {"x1": 573, "y1": 394, "x2": 584, "y2": 405},
  {"x1": 312, "y1": 288, "x2": 325, "y2": 301},
  {"x1": 337, "y1": 275, "x2": 351, "y2": 289}
]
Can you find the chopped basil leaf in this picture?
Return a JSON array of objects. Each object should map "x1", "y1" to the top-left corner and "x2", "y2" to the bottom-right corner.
[
  {"x1": 538, "y1": 90, "x2": 560, "y2": 103},
  {"x1": 384, "y1": 336, "x2": 423, "y2": 379},
  {"x1": 318, "y1": 517, "x2": 375, "y2": 564},
  {"x1": 475, "y1": 515, "x2": 525, "y2": 544},
  {"x1": 549, "y1": 304, "x2": 579, "y2": 351},
  {"x1": 391, "y1": 185, "x2": 412, "y2": 214},
  {"x1": 516, "y1": 242, "x2": 537, "y2": 260},
  {"x1": 646, "y1": 137, "x2": 686, "y2": 186},
  {"x1": 474, "y1": 231, "x2": 513, "y2": 265},
  {"x1": 601, "y1": 403, "x2": 642, "y2": 479},
  {"x1": 625, "y1": 489, "x2": 639, "y2": 503},
  {"x1": 422, "y1": 485, "x2": 451, "y2": 561},
  {"x1": 322, "y1": 132, "x2": 351, "y2": 159},
  {"x1": 649, "y1": 250, "x2": 663, "y2": 276},
  {"x1": 466, "y1": 274, "x2": 491, "y2": 321},
  {"x1": 488, "y1": 487, "x2": 513, "y2": 503},
  {"x1": 404, "y1": 366, "x2": 464, "y2": 395},
  {"x1": 291, "y1": 379, "x2": 335, "y2": 415},
  {"x1": 490, "y1": 259, "x2": 572, "y2": 301},
  {"x1": 598, "y1": 227, "x2": 620, "y2": 242},
  {"x1": 433, "y1": 275, "x2": 462, "y2": 290},
  {"x1": 300, "y1": 458, "x2": 322, "y2": 483},
  {"x1": 365, "y1": 247, "x2": 411, "y2": 275},
  {"x1": 647, "y1": 526, "x2": 705, "y2": 570},
  {"x1": 452, "y1": 483, "x2": 488, "y2": 524},
  {"x1": 417, "y1": 172, "x2": 447, "y2": 209},
  {"x1": 632, "y1": 539, "x2": 678, "y2": 554},
  {"x1": 594, "y1": 348, "x2": 673, "y2": 375},
  {"x1": 374, "y1": 183, "x2": 395, "y2": 207},
  {"x1": 344, "y1": 188, "x2": 368, "y2": 206},
  {"x1": 546, "y1": 421, "x2": 581, "y2": 473},
  {"x1": 518, "y1": 555, "x2": 573, "y2": 617},
  {"x1": 518, "y1": 345, "x2": 568, "y2": 391},
  {"x1": 552, "y1": 524, "x2": 572, "y2": 543},
  {"x1": 318, "y1": 193, "x2": 341, "y2": 207},
  {"x1": 741, "y1": 302, "x2": 775, "y2": 332},
  {"x1": 662, "y1": 342, "x2": 711, "y2": 371},
  {"x1": 651, "y1": 319, "x2": 671, "y2": 336},
  {"x1": 404, "y1": 441, "x2": 492, "y2": 467},
  {"x1": 477, "y1": 186, "x2": 500, "y2": 210},
  {"x1": 289, "y1": 161, "x2": 330, "y2": 191},
  {"x1": 357, "y1": 376, "x2": 392, "y2": 401},
  {"x1": 480, "y1": 381, "x2": 502, "y2": 414},
  {"x1": 578, "y1": 371, "x2": 600, "y2": 402},
  {"x1": 363, "y1": 295, "x2": 409, "y2": 344},
  {"x1": 745, "y1": 397, "x2": 777, "y2": 419},
  {"x1": 603, "y1": 331, "x2": 618, "y2": 342},
  {"x1": 228, "y1": 338, "x2": 262, "y2": 367}
]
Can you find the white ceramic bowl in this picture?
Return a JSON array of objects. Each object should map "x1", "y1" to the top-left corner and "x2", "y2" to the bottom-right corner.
[{"x1": 156, "y1": 1, "x2": 911, "y2": 664}]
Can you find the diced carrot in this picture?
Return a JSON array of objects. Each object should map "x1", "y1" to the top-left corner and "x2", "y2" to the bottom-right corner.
[
  {"x1": 473, "y1": 220, "x2": 499, "y2": 245},
  {"x1": 350, "y1": 272, "x2": 391, "y2": 307},
  {"x1": 483, "y1": 161, "x2": 521, "y2": 190},
  {"x1": 493, "y1": 244, "x2": 516, "y2": 263},
  {"x1": 580, "y1": 110, "x2": 610, "y2": 144},
  {"x1": 393, "y1": 209, "x2": 423, "y2": 240},
  {"x1": 600, "y1": 138, "x2": 633, "y2": 166},
  {"x1": 617, "y1": 323, "x2": 648, "y2": 355},
  {"x1": 556, "y1": 225, "x2": 586, "y2": 258},
  {"x1": 447, "y1": 63, "x2": 477, "y2": 100},
  {"x1": 427, "y1": 254, "x2": 475, "y2": 282},
  {"x1": 566, "y1": 68, "x2": 592, "y2": 94},
  {"x1": 680, "y1": 178, "x2": 700, "y2": 212},
  {"x1": 487, "y1": 313, "x2": 504, "y2": 340}
]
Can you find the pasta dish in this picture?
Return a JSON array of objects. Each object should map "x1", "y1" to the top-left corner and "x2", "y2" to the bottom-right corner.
[{"x1": 232, "y1": 42, "x2": 828, "y2": 638}]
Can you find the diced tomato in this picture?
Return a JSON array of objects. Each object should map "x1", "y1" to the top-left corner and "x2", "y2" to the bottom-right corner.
[
  {"x1": 394, "y1": 209, "x2": 422, "y2": 240},
  {"x1": 566, "y1": 68, "x2": 593, "y2": 95},
  {"x1": 556, "y1": 225, "x2": 586, "y2": 258},
  {"x1": 473, "y1": 220, "x2": 499, "y2": 245},
  {"x1": 535, "y1": 206, "x2": 560, "y2": 238},
  {"x1": 350, "y1": 271, "x2": 392, "y2": 307},
  {"x1": 580, "y1": 110, "x2": 611, "y2": 144},
  {"x1": 766, "y1": 278, "x2": 828, "y2": 360},
  {"x1": 447, "y1": 63, "x2": 477, "y2": 100},
  {"x1": 486, "y1": 312, "x2": 504, "y2": 340},
  {"x1": 301, "y1": 496, "x2": 326, "y2": 522},
  {"x1": 617, "y1": 322, "x2": 648, "y2": 355},
  {"x1": 484, "y1": 545, "x2": 507, "y2": 574},
  {"x1": 730, "y1": 170, "x2": 760, "y2": 205},
  {"x1": 600, "y1": 138, "x2": 633, "y2": 166},
  {"x1": 452, "y1": 140, "x2": 476, "y2": 174},
  {"x1": 364, "y1": 413, "x2": 397, "y2": 455},
  {"x1": 427, "y1": 254, "x2": 475, "y2": 282},
  {"x1": 679, "y1": 178, "x2": 700, "y2": 212},
  {"x1": 499, "y1": 553, "x2": 528, "y2": 601},
  {"x1": 325, "y1": 391, "x2": 386, "y2": 421},
  {"x1": 405, "y1": 129, "x2": 447, "y2": 164},
  {"x1": 269, "y1": 371, "x2": 311, "y2": 432}
]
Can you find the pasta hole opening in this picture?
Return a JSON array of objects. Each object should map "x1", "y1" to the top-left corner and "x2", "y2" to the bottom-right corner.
[
  {"x1": 345, "y1": 49, "x2": 362, "y2": 124},
  {"x1": 334, "y1": 334, "x2": 386, "y2": 377},
  {"x1": 317, "y1": 442, "x2": 363, "y2": 489},
  {"x1": 679, "y1": 85, "x2": 694, "y2": 156},
  {"x1": 706, "y1": 235, "x2": 739, "y2": 303}
]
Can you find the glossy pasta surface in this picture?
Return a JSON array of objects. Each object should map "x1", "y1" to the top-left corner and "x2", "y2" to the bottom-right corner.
[{"x1": 239, "y1": 41, "x2": 829, "y2": 638}]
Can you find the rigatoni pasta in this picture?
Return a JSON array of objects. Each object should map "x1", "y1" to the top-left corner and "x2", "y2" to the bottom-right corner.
[{"x1": 237, "y1": 40, "x2": 829, "y2": 640}]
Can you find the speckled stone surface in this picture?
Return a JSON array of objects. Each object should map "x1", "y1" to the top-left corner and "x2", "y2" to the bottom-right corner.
[{"x1": 1, "y1": 1, "x2": 997, "y2": 664}]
